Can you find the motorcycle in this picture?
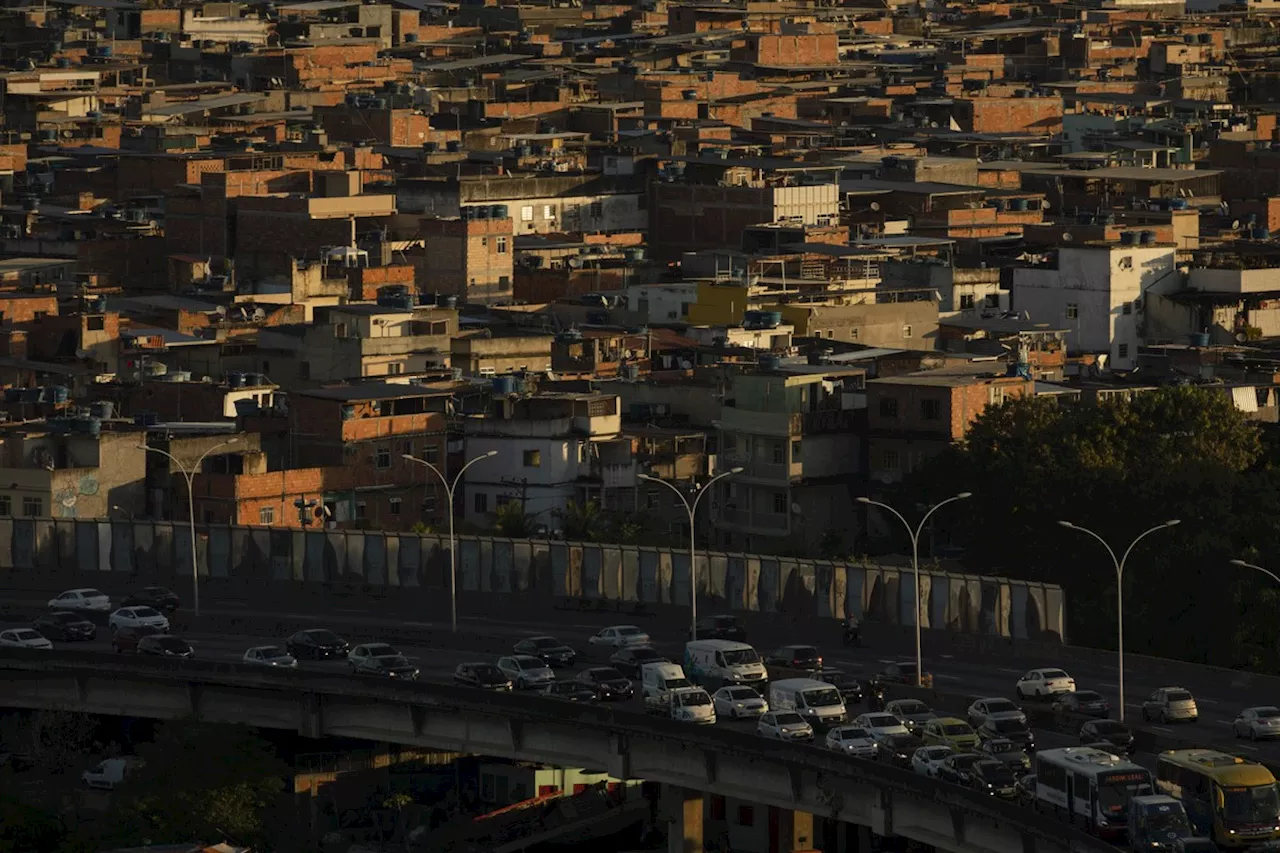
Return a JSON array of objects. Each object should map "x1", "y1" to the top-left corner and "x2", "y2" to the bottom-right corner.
[
  {"x1": 841, "y1": 618, "x2": 862, "y2": 648},
  {"x1": 864, "y1": 679, "x2": 886, "y2": 711}
]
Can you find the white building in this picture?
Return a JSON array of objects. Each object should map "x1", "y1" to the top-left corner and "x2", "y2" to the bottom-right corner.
[
  {"x1": 1011, "y1": 245, "x2": 1179, "y2": 371},
  {"x1": 461, "y1": 393, "x2": 622, "y2": 528}
]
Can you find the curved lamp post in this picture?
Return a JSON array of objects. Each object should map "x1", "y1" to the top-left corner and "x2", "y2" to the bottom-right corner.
[
  {"x1": 855, "y1": 492, "x2": 972, "y2": 687},
  {"x1": 638, "y1": 467, "x2": 742, "y2": 637},
  {"x1": 1059, "y1": 519, "x2": 1180, "y2": 721},
  {"x1": 403, "y1": 450, "x2": 497, "y2": 633},
  {"x1": 137, "y1": 437, "x2": 240, "y2": 618}
]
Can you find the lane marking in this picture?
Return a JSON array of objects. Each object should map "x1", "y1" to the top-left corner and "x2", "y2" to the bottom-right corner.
[
  {"x1": 934, "y1": 673, "x2": 963, "y2": 682},
  {"x1": 1148, "y1": 725, "x2": 1172, "y2": 733},
  {"x1": 999, "y1": 668, "x2": 1022, "y2": 674}
]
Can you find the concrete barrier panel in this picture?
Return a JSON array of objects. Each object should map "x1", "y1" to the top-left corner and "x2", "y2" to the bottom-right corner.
[
  {"x1": 365, "y1": 533, "x2": 387, "y2": 586},
  {"x1": 602, "y1": 544, "x2": 621, "y2": 600},
  {"x1": 621, "y1": 547, "x2": 639, "y2": 602}
]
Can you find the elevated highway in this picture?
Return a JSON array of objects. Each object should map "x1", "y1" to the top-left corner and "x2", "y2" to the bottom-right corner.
[{"x1": 0, "y1": 649, "x2": 1113, "y2": 853}]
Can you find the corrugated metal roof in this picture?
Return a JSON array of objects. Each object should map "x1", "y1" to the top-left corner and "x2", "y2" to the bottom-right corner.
[{"x1": 144, "y1": 93, "x2": 265, "y2": 118}]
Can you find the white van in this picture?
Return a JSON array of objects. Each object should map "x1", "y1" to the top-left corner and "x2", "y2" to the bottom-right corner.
[
  {"x1": 642, "y1": 662, "x2": 692, "y2": 710},
  {"x1": 769, "y1": 678, "x2": 849, "y2": 727},
  {"x1": 668, "y1": 687, "x2": 717, "y2": 725},
  {"x1": 82, "y1": 757, "x2": 143, "y2": 790},
  {"x1": 684, "y1": 640, "x2": 768, "y2": 687}
]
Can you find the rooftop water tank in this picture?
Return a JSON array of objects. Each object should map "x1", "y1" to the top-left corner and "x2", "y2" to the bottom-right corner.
[
  {"x1": 89, "y1": 401, "x2": 113, "y2": 419},
  {"x1": 227, "y1": 372, "x2": 246, "y2": 388},
  {"x1": 1169, "y1": 198, "x2": 1189, "y2": 210},
  {"x1": 446, "y1": 140, "x2": 461, "y2": 153},
  {"x1": 763, "y1": 311, "x2": 783, "y2": 328},
  {"x1": 492, "y1": 375, "x2": 517, "y2": 395},
  {"x1": 760, "y1": 354, "x2": 782, "y2": 370},
  {"x1": 438, "y1": 294, "x2": 458, "y2": 309},
  {"x1": 1139, "y1": 230, "x2": 1155, "y2": 245},
  {"x1": 1120, "y1": 230, "x2": 1137, "y2": 246},
  {"x1": 1254, "y1": 227, "x2": 1271, "y2": 240},
  {"x1": 493, "y1": 204, "x2": 509, "y2": 219},
  {"x1": 1190, "y1": 332, "x2": 1211, "y2": 347},
  {"x1": 51, "y1": 386, "x2": 69, "y2": 404},
  {"x1": 1011, "y1": 198, "x2": 1029, "y2": 212}
]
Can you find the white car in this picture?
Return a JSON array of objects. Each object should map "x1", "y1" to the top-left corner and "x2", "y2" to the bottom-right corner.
[
  {"x1": 1234, "y1": 707, "x2": 1280, "y2": 740},
  {"x1": 824, "y1": 726, "x2": 878, "y2": 758},
  {"x1": 348, "y1": 642, "x2": 401, "y2": 671},
  {"x1": 757, "y1": 711, "x2": 813, "y2": 741},
  {"x1": 967, "y1": 697, "x2": 1027, "y2": 727},
  {"x1": 713, "y1": 685, "x2": 769, "y2": 719},
  {"x1": 497, "y1": 654, "x2": 556, "y2": 689},
  {"x1": 48, "y1": 588, "x2": 111, "y2": 612},
  {"x1": 911, "y1": 745, "x2": 955, "y2": 778},
  {"x1": 1015, "y1": 668, "x2": 1075, "y2": 699},
  {"x1": 242, "y1": 646, "x2": 297, "y2": 668},
  {"x1": 854, "y1": 712, "x2": 911, "y2": 742},
  {"x1": 588, "y1": 625, "x2": 651, "y2": 649},
  {"x1": 0, "y1": 628, "x2": 52, "y2": 650},
  {"x1": 108, "y1": 607, "x2": 169, "y2": 633}
]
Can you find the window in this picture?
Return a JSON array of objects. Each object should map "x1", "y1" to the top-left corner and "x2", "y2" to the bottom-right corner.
[
  {"x1": 1066, "y1": 303, "x2": 1079, "y2": 320},
  {"x1": 299, "y1": 361, "x2": 311, "y2": 380},
  {"x1": 335, "y1": 322, "x2": 348, "y2": 338},
  {"x1": 771, "y1": 443, "x2": 784, "y2": 464},
  {"x1": 986, "y1": 293, "x2": 1000, "y2": 308},
  {"x1": 87, "y1": 316, "x2": 105, "y2": 331},
  {"x1": 390, "y1": 497, "x2": 402, "y2": 516},
  {"x1": 1118, "y1": 343, "x2": 1129, "y2": 358},
  {"x1": 387, "y1": 362, "x2": 403, "y2": 376},
  {"x1": 737, "y1": 806, "x2": 755, "y2": 827},
  {"x1": 710, "y1": 796, "x2": 726, "y2": 821},
  {"x1": 375, "y1": 446, "x2": 391, "y2": 469},
  {"x1": 474, "y1": 493, "x2": 488, "y2": 514},
  {"x1": 879, "y1": 397, "x2": 899, "y2": 418},
  {"x1": 520, "y1": 206, "x2": 534, "y2": 222},
  {"x1": 499, "y1": 275, "x2": 510, "y2": 290},
  {"x1": 523, "y1": 449, "x2": 541, "y2": 467},
  {"x1": 646, "y1": 489, "x2": 659, "y2": 509},
  {"x1": 791, "y1": 439, "x2": 802, "y2": 459},
  {"x1": 400, "y1": 440, "x2": 414, "y2": 457},
  {"x1": 902, "y1": 325, "x2": 912, "y2": 338},
  {"x1": 21, "y1": 496, "x2": 42, "y2": 517},
  {"x1": 355, "y1": 501, "x2": 367, "y2": 520},
  {"x1": 259, "y1": 506, "x2": 274, "y2": 525},
  {"x1": 921, "y1": 399, "x2": 941, "y2": 420},
  {"x1": 959, "y1": 294, "x2": 975, "y2": 310},
  {"x1": 1118, "y1": 255, "x2": 1133, "y2": 270},
  {"x1": 422, "y1": 493, "x2": 438, "y2": 513},
  {"x1": 773, "y1": 493, "x2": 787, "y2": 514},
  {"x1": 881, "y1": 450, "x2": 901, "y2": 471},
  {"x1": 1122, "y1": 301, "x2": 1132, "y2": 315},
  {"x1": 0, "y1": 495, "x2": 10, "y2": 516},
  {"x1": 422, "y1": 444, "x2": 441, "y2": 463},
  {"x1": 496, "y1": 236, "x2": 508, "y2": 254},
  {"x1": 590, "y1": 200, "x2": 603, "y2": 218},
  {"x1": 543, "y1": 204, "x2": 554, "y2": 220}
]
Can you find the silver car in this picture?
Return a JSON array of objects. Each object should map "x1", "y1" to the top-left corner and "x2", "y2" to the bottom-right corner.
[
  {"x1": 713, "y1": 685, "x2": 768, "y2": 719},
  {"x1": 497, "y1": 654, "x2": 556, "y2": 689},
  {"x1": 1142, "y1": 687, "x2": 1198, "y2": 723},
  {"x1": 967, "y1": 697, "x2": 1027, "y2": 727},
  {"x1": 886, "y1": 698, "x2": 937, "y2": 734},
  {"x1": 825, "y1": 726, "x2": 878, "y2": 758},
  {"x1": 1235, "y1": 707, "x2": 1280, "y2": 740},
  {"x1": 243, "y1": 645, "x2": 298, "y2": 668},
  {"x1": 758, "y1": 711, "x2": 813, "y2": 741}
]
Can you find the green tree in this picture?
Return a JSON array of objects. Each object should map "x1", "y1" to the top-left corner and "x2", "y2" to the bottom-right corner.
[
  {"x1": 0, "y1": 796, "x2": 67, "y2": 853},
  {"x1": 490, "y1": 500, "x2": 535, "y2": 537},
  {"x1": 560, "y1": 499, "x2": 606, "y2": 541},
  {"x1": 15, "y1": 711, "x2": 97, "y2": 775},
  {"x1": 105, "y1": 723, "x2": 288, "y2": 848},
  {"x1": 903, "y1": 386, "x2": 1278, "y2": 664}
]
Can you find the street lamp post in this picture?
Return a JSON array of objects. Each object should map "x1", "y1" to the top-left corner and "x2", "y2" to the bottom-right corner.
[
  {"x1": 1231, "y1": 559, "x2": 1280, "y2": 586},
  {"x1": 855, "y1": 493, "x2": 972, "y2": 687},
  {"x1": 137, "y1": 437, "x2": 240, "y2": 618},
  {"x1": 403, "y1": 450, "x2": 497, "y2": 633},
  {"x1": 637, "y1": 467, "x2": 743, "y2": 637},
  {"x1": 1059, "y1": 519, "x2": 1181, "y2": 721}
]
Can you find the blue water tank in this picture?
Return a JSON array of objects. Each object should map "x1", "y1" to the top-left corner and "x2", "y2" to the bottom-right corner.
[
  {"x1": 763, "y1": 311, "x2": 783, "y2": 328},
  {"x1": 89, "y1": 400, "x2": 113, "y2": 419},
  {"x1": 234, "y1": 399, "x2": 259, "y2": 417},
  {"x1": 1120, "y1": 231, "x2": 1137, "y2": 246},
  {"x1": 23, "y1": 388, "x2": 41, "y2": 403},
  {"x1": 227, "y1": 372, "x2": 246, "y2": 388},
  {"x1": 493, "y1": 204, "x2": 509, "y2": 219},
  {"x1": 423, "y1": 141, "x2": 438, "y2": 153},
  {"x1": 474, "y1": 205, "x2": 490, "y2": 220},
  {"x1": 492, "y1": 376, "x2": 517, "y2": 395},
  {"x1": 438, "y1": 294, "x2": 458, "y2": 309},
  {"x1": 1255, "y1": 228, "x2": 1272, "y2": 240},
  {"x1": 3, "y1": 388, "x2": 19, "y2": 403},
  {"x1": 85, "y1": 418, "x2": 101, "y2": 437},
  {"x1": 624, "y1": 247, "x2": 645, "y2": 262},
  {"x1": 98, "y1": 45, "x2": 113, "y2": 57},
  {"x1": 446, "y1": 140, "x2": 461, "y2": 153},
  {"x1": 1010, "y1": 198, "x2": 1029, "y2": 212},
  {"x1": 49, "y1": 417, "x2": 73, "y2": 434},
  {"x1": 1190, "y1": 332, "x2": 1211, "y2": 347},
  {"x1": 404, "y1": 32, "x2": 418, "y2": 42},
  {"x1": 52, "y1": 386, "x2": 69, "y2": 404},
  {"x1": 1139, "y1": 230, "x2": 1155, "y2": 245},
  {"x1": 760, "y1": 354, "x2": 782, "y2": 370},
  {"x1": 1198, "y1": 32, "x2": 1211, "y2": 43},
  {"x1": 1169, "y1": 198, "x2": 1189, "y2": 210}
]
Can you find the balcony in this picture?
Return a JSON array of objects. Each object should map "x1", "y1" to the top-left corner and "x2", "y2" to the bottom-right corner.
[
  {"x1": 719, "y1": 407, "x2": 800, "y2": 438},
  {"x1": 720, "y1": 453, "x2": 800, "y2": 484}
]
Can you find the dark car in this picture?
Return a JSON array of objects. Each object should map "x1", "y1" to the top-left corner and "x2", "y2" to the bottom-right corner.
[
  {"x1": 877, "y1": 733, "x2": 924, "y2": 769},
  {"x1": 454, "y1": 662, "x2": 512, "y2": 691},
  {"x1": 286, "y1": 629, "x2": 349, "y2": 660},
  {"x1": 936, "y1": 753, "x2": 983, "y2": 786},
  {"x1": 819, "y1": 669, "x2": 864, "y2": 704},
  {"x1": 543, "y1": 681, "x2": 597, "y2": 702},
  {"x1": 610, "y1": 646, "x2": 669, "y2": 677},
  {"x1": 970, "y1": 759, "x2": 1019, "y2": 798},
  {"x1": 137, "y1": 634, "x2": 194, "y2": 658},
  {"x1": 33, "y1": 610, "x2": 96, "y2": 641},
  {"x1": 1080, "y1": 719, "x2": 1135, "y2": 754},
  {"x1": 355, "y1": 654, "x2": 419, "y2": 680},
  {"x1": 765, "y1": 644, "x2": 823, "y2": 673},
  {"x1": 878, "y1": 661, "x2": 934, "y2": 688},
  {"x1": 111, "y1": 623, "x2": 164, "y2": 653},
  {"x1": 977, "y1": 737, "x2": 1031, "y2": 772},
  {"x1": 512, "y1": 635, "x2": 576, "y2": 668},
  {"x1": 977, "y1": 717, "x2": 1036, "y2": 752},
  {"x1": 690, "y1": 615, "x2": 746, "y2": 642},
  {"x1": 1054, "y1": 689, "x2": 1111, "y2": 718},
  {"x1": 122, "y1": 586, "x2": 181, "y2": 613},
  {"x1": 575, "y1": 667, "x2": 634, "y2": 701}
]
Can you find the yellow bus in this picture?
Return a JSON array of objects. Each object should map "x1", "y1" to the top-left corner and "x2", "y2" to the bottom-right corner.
[{"x1": 1156, "y1": 749, "x2": 1280, "y2": 848}]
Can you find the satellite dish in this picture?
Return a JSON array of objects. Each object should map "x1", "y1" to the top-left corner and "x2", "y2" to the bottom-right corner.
[
  {"x1": 1041, "y1": 200, "x2": 1051, "y2": 211},
  {"x1": 1232, "y1": 219, "x2": 1242, "y2": 230},
  {"x1": 791, "y1": 502, "x2": 802, "y2": 515},
  {"x1": 1062, "y1": 232, "x2": 1074, "y2": 242},
  {"x1": 870, "y1": 201, "x2": 881, "y2": 211}
]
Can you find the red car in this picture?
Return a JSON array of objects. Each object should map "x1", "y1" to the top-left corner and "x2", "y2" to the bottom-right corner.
[{"x1": 111, "y1": 624, "x2": 164, "y2": 653}]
